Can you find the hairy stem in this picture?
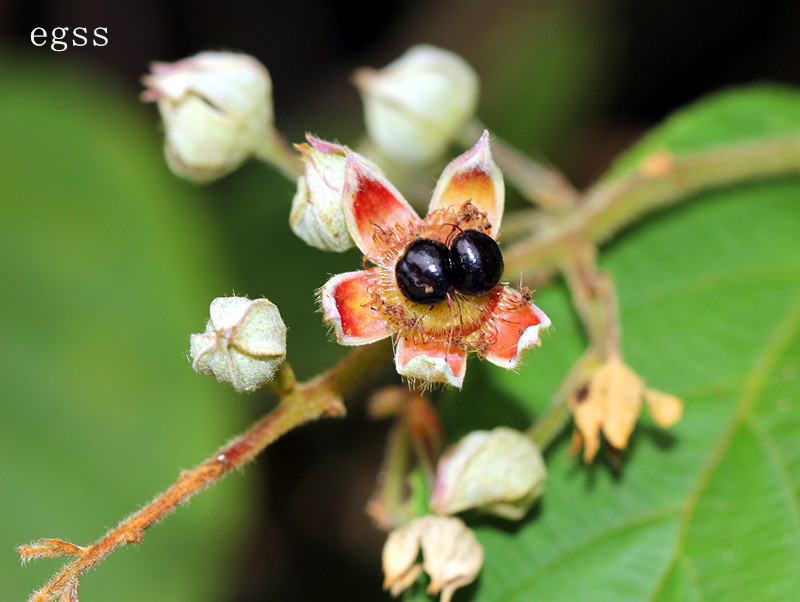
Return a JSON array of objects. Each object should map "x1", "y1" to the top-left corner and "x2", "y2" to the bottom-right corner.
[
  {"x1": 504, "y1": 133, "x2": 800, "y2": 277},
  {"x1": 523, "y1": 135, "x2": 800, "y2": 452},
  {"x1": 528, "y1": 350, "x2": 601, "y2": 450},
  {"x1": 254, "y1": 129, "x2": 305, "y2": 180},
  {"x1": 366, "y1": 389, "x2": 444, "y2": 531},
  {"x1": 23, "y1": 341, "x2": 392, "y2": 602},
  {"x1": 560, "y1": 237, "x2": 621, "y2": 356},
  {"x1": 528, "y1": 241, "x2": 622, "y2": 453},
  {"x1": 366, "y1": 416, "x2": 412, "y2": 531}
]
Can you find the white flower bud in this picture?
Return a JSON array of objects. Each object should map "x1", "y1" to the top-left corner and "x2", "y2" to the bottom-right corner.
[
  {"x1": 383, "y1": 515, "x2": 483, "y2": 602},
  {"x1": 354, "y1": 45, "x2": 479, "y2": 165},
  {"x1": 289, "y1": 136, "x2": 354, "y2": 252},
  {"x1": 431, "y1": 427, "x2": 546, "y2": 520},
  {"x1": 142, "y1": 51, "x2": 275, "y2": 182},
  {"x1": 189, "y1": 296, "x2": 286, "y2": 393}
]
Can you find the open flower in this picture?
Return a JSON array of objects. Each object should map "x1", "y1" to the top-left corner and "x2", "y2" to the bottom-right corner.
[{"x1": 320, "y1": 132, "x2": 550, "y2": 387}]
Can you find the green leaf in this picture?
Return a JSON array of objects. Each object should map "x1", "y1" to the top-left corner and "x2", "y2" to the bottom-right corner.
[
  {"x1": 0, "y1": 58, "x2": 255, "y2": 601},
  {"x1": 605, "y1": 85, "x2": 800, "y2": 178},
  {"x1": 441, "y1": 86, "x2": 800, "y2": 600}
]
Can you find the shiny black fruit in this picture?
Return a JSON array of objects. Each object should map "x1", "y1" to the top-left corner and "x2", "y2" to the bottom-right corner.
[
  {"x1": 395, "y1": 238, "x2": 454, "y2": 304},
  {"x1": 451, "y1": 230, "x2": 503, "y2": 295}
]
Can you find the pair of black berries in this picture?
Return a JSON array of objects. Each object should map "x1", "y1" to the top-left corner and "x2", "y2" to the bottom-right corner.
[{"x1": 395, "y1": 230, "x2": 504, "y2": 305}]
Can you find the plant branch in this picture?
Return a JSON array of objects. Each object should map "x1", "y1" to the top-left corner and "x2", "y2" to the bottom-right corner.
[
  {"x1": 528, "y1": 349, "x2": 601, "y2": 450},
  {"x1": 559, "y1": 237, "x2": 621, "y2": 356},
  {"x1": 20, "y1": 341, "x2": 392, "y2": 602},
  {"x1": 504, "y1": 133, "x2": 800, "y2": 278},
  {"x1": 526, "y1": 237, "x2": 623, "y2": 452}
]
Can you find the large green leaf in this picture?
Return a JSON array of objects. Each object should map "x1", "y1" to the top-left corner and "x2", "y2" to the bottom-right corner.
[
  {"x1": 439, "y1": 86, "x2": 800, "y2": 600},
  {"x1": 0, "y1": 58, "x2": 255, "y2": 601}
]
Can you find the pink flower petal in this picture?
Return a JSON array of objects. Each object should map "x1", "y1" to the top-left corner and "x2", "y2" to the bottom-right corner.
[
  {"x1": 483, "y1": 286, "x2": 550, "y2": 369},
  {"x1": 321, "y1": 270, "x2": 395, "y2": 345},
  {"x1": 305, "y1": 133, "x2": 345, "y2": 154},
  {"x1": 343, "y1": 150, "x2": 422, "y2": 261},
  {"x1": 395, "y1": 336, "x2": 468, "y2": 388},
  {"x1": 427, "y1": 131, "x2": 504, "y2": 237}
]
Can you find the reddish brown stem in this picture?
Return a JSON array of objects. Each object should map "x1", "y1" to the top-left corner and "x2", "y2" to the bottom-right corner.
[{"x1": 23, "y1": 341, "x2": 392, "y2": 602}]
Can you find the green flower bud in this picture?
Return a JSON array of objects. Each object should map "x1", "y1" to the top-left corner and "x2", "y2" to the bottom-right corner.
[
  {"x1": 354, "y1": 45, "x2": 479, "y2": 165},
  {"x1": 189, "y1": 296, "x2": 286, "y2": 393},
  {"x1": 431, "y1": 427, "x2": 546, "y2": 520}
]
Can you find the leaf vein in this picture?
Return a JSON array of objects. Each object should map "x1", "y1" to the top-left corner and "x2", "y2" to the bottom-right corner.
[
  {"x1": 494, "y1": 504, "x2": 681, "y2": 601},
  {"x1": 654, "y1": 292, "x2": 800, "y2": 590},
  {"x1": 745, "y1": 414, "x2": 800, "y2": 534},
  {"x1": 679, "y1": 553, "x2": 705, "y2": 602}
]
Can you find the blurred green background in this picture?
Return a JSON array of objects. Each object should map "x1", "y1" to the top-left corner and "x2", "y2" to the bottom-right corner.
[{"x1": 2, "y1": 1, "x2": 800, "y2": 601}]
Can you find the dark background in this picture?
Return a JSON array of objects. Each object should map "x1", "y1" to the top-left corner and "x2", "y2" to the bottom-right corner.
[
  {"x1": 4, "y1": 0, "x2": 800, "y2": 185},
  {"x1": 2, "y1": 1, "x2": 799, "y2": 600}
]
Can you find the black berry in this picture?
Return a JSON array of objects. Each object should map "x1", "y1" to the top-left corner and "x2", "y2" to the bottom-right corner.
[
  {"x1": 451, "y1": 230, "x2": 504, "y2": 296},
  {"x1": 395, "y1": 238, "x2": 454, "y2": 304}
]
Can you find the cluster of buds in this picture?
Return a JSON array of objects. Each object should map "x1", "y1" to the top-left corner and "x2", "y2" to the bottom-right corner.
[
  {"x1": 137, "y1": 44, "x2": 685, "y2": 602},
  {"x1": 379, "y1": 426, "x2": 546, "y2": 600},
  {"x1": 143, "y1": 45, "x2": 480, "y2": 184}
]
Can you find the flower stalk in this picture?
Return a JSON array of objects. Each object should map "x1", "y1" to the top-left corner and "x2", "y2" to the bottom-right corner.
[
  {"x1": 527, "y1": 349, "x2": 601, "y2": 449},
  {"x1": 367, "y1": 388, "x2": 444, "y2": 530},
  {"x1": 560, "y1": 236, "x2": 620, "y2": 355},
  {"x1": 253, "y1": 128, "x2": 305, "y2": 180}
]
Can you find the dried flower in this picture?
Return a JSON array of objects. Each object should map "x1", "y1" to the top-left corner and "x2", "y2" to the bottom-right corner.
[
  {"x1": 354, "y1": 45, "x2": 479, "y2": 165},
  {"x1": 643, "y1": 388, "x2": 684, "y2": 427},
  {"x1": 320, "y1": 131, "x2": 550, "y2": 388},
  {"x1": 383, "y1": 515, "x2": 483, "y2": 602},
  {"x1": 570, "y1": 355, "x2": 683, "y2": 461},
  {"x1": 142, "y1": 51, "x2": 275, "y2": 182},
  {"x1": 189, "y1": 296, "x2": 286, "y2": 393},
  {"x1": 431, "y1": 427, "x2": 546, "y2": 520}
]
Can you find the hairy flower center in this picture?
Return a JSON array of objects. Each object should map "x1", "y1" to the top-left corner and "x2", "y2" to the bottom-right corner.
[{"x1": 366, "y1": 202, "x2": 504, "y2": 353}]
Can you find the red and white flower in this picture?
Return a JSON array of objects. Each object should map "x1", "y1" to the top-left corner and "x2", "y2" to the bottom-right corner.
[{"x1": 320, "y1": 132, "x2": 550, "y2": 387}]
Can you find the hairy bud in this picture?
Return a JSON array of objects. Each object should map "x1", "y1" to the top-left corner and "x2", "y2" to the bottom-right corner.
[
  {"x1": 189, "y1": 296, "x2": 286, "y2": 393},
  {"x1": 354, "y1": 45, "x2": 479, "y2": 165},
  {"x1": 289, "y1": 136, "x2": 354, "y2": 251},
  {"x1": 142, "y1": 51, "x2": 276, "y2": 182},
  {"x1": 431, "y1": 427, "x2": 546, "y2": 520}
]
